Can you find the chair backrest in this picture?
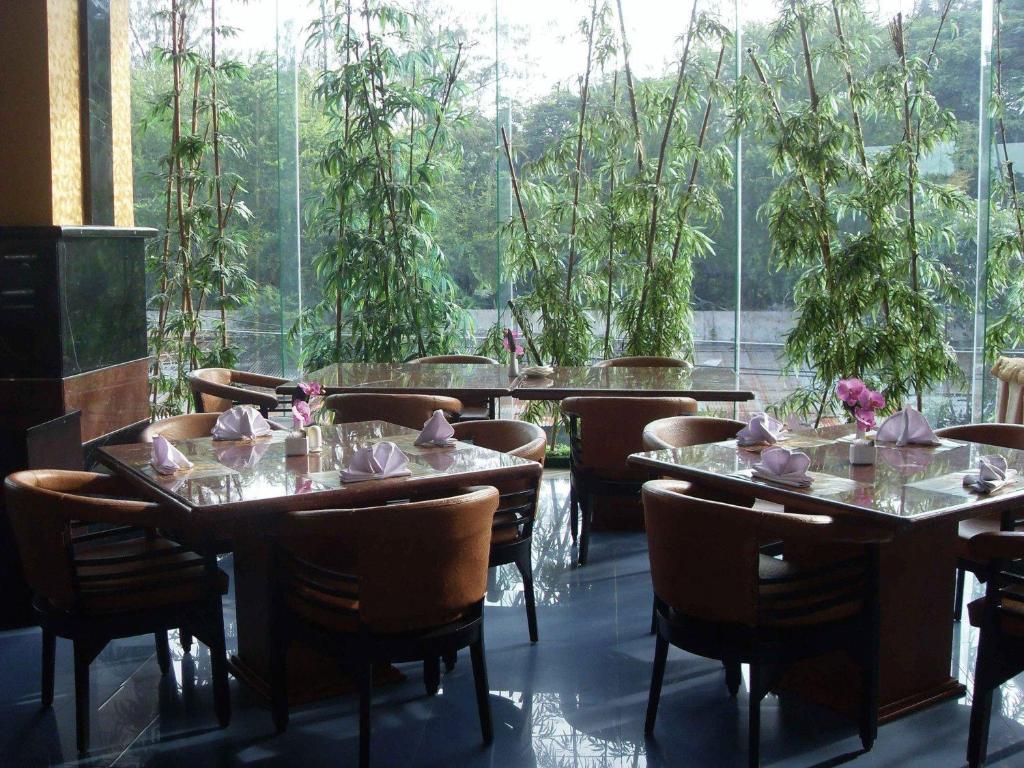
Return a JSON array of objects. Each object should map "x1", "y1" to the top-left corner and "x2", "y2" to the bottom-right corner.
[
  {"x1": 280, "y1": 486, "x2": 498, "y2": 633},
  {"x1": 561, "y1": 397, "x2": 697, "y2": 473},
  {"x1": 410, "y1": 355, "x2": 498, "y2": 365},
  {"x1": 936, "y1": 422, "x2": 1024, "y2": 450},
  {"x1": 451, "y1": 420, "x2": 546, "y2": 547},
  {"x1": 642, "y1": 415, "x2": 746, "y2": 451},
  {"x1": 992, "y1": 357, "x2": 1024, "y2": 424},
  {"x1": 188, "y1": 368, "x2": 235, "y2": 414},
  {"x1": 3, "y1": 470, "x2": 158, "y2": 610},
  {"x1": 140, "y1": 413, "x2": 222, "y2": 443},
  {"x1": 452, "y1": 419, "x2": 547, "y2": 464},
  {"x1": 643, "y1": 480, "x2": 879, "y2": 627},
  {"x1": 594, "y1": 356, "x2": 690, "y2": 369},
  {"x1": 323, "y1": 393, "x2": 463, "y2": 430},
  {"x1": 188, "y1": 367, "x2": 282, "y2": 416},
  {"x1": 26, "y1": 411, "x2": 84, "y2": 470}
]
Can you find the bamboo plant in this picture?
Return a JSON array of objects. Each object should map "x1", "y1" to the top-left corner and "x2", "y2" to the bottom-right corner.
[
  {"x1": 145, "y1": 0, "x2": 255, "y2": 416},
  {"x1": 300, "y1": 0, "x2": 470, "y2": 367},
  {"x1": 744, "y1": 0, "x2": 970, "y2": 423}
]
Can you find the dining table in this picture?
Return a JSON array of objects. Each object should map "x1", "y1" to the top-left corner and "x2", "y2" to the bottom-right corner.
[
  {"x1": 276, "y1": 362, "x2": 755, "y2": 404},
  {"x1": 96, "y1": 420, "x2": 542, "y2": 704},
  {"x1": 627, "y1": 425, "x2": 1024, "y2": 724}
]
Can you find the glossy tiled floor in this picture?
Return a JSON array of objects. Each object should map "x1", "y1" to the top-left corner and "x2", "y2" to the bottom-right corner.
[{"x1": 2, "y1": 470, "x2": 1024, "y2": 767}]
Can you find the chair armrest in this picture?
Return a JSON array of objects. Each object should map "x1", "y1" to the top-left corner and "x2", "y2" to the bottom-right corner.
[
  {"x1": 757, "y1": 509, "x2": 893, "y2": 545},
  {"x1": 968, "y1": 531, "x2": 1024, "y2": 562},
  {"x1": 64, "y1": 495, "x2": 169, "y2": 530}
]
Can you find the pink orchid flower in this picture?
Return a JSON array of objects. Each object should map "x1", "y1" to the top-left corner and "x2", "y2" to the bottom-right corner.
[
  {"x1": 291, "y1": 400, "x2": 312, "y2": 428},
  {"x1": 836, "y1": 378, "x2": 866, "y2": 407},
  {"x1": 299, "y1": 381, "x2": 324, "y2": 398},
  {"x1": 502, "y1": 328, "x2": 525, "y2": 357},
  {"x1": 858, "y1": 388, "x2": 885, "y2": 411},
  {"x1": 854, "y1": 406, "x2": 877, "y2": 432}
]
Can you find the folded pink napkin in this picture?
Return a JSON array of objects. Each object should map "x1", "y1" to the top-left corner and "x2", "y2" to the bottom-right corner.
[
  {"x1": 151, "y1": 435, "x2": 194, "y2": 475},
  {"x1": 875, "y1": 407, "x2": 940, "y2": 446},
  {"x1": 963, "y1": 454, "x2": 1018, "y2": 494},
  {"x1": 415, "y1": 409, "x2": 456, "y2": 447},
  {"x1": 752, "y1": 446, "x2": 812, "y2": 488},
  {"x1": 341, "y1": 442, "x2": 411, "y2": 483},
  {"x1": 736, "y1": 413, "x2": 784, "y2": 447},
  {"x1": 211, "y1": 405, "x2": 273, "y2": 441},
  {"x1": 214, "y1": 441, "x2": 270, "y2": 471}
]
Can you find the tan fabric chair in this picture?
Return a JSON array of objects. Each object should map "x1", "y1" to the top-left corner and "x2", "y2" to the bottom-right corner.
[
  {"x1": 964, "y1": 531, "x2": 1024, "y2": 767},
  {"x1": 3, "y1": 470, "x2": 230, "y2": 753},
  {"x1": 323, "y1": 392, "x2": 463, "y2": 430},
  {"x1": 452, "y1": 420, "x2": 546, "y2": 641},
  {"x1": 140, "y1": 413, "x2": 223, "y2": 443},
  {"x1": 269, "y1": 487, "x2": 499, "y2": 768},
  {"x1": 594, "y1": 356, "x2": 690, "y2": 369},
  {"x1": 560, "y1": 396, "x2": 697, "y2": 565},
  {"x1": 188, "y1": 367, "x2": 286, "y2": 416},
  {"x1": 140, "y1": 412, "x2": 282, "y2": 443},
  {"x1": 411, "y1": 354, "x2": 497, "y2": 365},
  {"x1": 935, "y1": 423, "x2": 1024, "y2": 621},
  {"x1": 991, "y1": 357, "x2": 1024, "y2": 425},
  {"x1": 409, "y1": 355, "x2": 498, "y2": 419},
  {"x1": 642, "y1": 480, "x2": 890, "y2": 766},
  {"x1": 642, "y1": 415, "x2": 745, "y2": 451}
]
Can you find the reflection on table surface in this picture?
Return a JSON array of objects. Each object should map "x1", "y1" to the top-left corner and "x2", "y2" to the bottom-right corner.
[
  {"x1": 630, "y1": 428, "x2": 1024, "y2": 522},
  {"x1": 97, "y1": 420, "x2": 534, "y2": 513},
  {"x1": 278, "y1": 362, "x2": 754, "y2": 401}
]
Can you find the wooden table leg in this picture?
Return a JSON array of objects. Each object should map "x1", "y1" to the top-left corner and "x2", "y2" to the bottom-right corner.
[{"x1": 778, "y1": 519, "x2": 964, "y2": 722}]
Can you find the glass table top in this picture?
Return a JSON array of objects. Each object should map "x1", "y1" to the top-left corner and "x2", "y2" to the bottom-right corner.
[
  {"x1": 278, "y1": 362, "x2": 753, "y2": 402},
  {"x1": 97, "y1": 420, "x2": 538, "y2": 520},
  {"x1": 629, "y1": 429, "x2": 1024, "y2": 524}
]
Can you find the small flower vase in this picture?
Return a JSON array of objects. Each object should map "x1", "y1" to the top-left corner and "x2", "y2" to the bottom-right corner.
[
  {"x1": 849, "y1": 427, "x2": 875, "y2": 466},
  {"x1": 509, "y1": 356, "x2": 519, "y2": 378},
  {"x1": 285, "y1": 428, "x2": 309, "y2": 457}
]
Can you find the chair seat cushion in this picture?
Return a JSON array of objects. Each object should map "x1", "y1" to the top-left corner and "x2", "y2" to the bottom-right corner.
[
  {"x1": 757, "y1": 554, "x2": 863, "y2": 627},
  {"x1": 74, "y1": 534, "x2": 227, "y2": 614},
  {"x1": 968, "y1": 584, "x2": 1024, "y2": 637},
  {"x1": 458, "y1": 404, "x2": 491, "y2": 420},
  {"x1": 958, "y1": 514, "x2": 1001, "y2": 560},
  {"x1": 491, "y1": 511, "x2": 524, "y2": 545},
  {"x1": 286, "y1": 586, "x2": 361, "y2": 634}
]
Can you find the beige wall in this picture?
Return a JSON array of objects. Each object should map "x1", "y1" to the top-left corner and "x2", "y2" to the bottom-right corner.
[{"x1": 0, "y1": 0, "x2": 132, "y2": 227}]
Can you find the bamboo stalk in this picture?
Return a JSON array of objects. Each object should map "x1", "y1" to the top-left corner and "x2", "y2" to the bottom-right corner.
[
  {"x1": 211, "y1": 0, "x2": 227, "y2": 351},
  {"x1": 603, "y1": 70, "x2": 619, "y2": 359},
  {"x1": 830, "y1": 0, "x2": 867, "y2": 170},
  {"x1": 670, "y1": 40, "x2": 726, "y2": 265},
  {"x1": 564, "y1": 0, "x2": 599, "y2": 301},
  {"x1": 634, "y1": 0, "x2": 698, "y2": 320},
  {"x1": 336, "y1": 0, "x2": 353, "y2": 361},
  {"x1": 614, "y1": 0, "x2": 643, "y2": 172}
]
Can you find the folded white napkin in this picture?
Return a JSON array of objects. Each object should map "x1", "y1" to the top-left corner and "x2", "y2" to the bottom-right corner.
[
  {"x1": 340, "y1": 442, "x2": 412, "y2": 483},
  {"x1": 751, "y1": 446, "x2": 813, "y2": 488},
  {"x1": 151, "y1": 435, "x2": 194, "y2": 476},
  {"x1": 963, "y1": 454, "x2": 1018, "y2": 494},
  {"x1": 211, "y1": 405, "x2": 273, "y2": 441},
  {"x1": 736, "y1": 413, "x2": 784, "y2": 447},
  {"x1": 875, "y1": 407, "x2": 940, "y2": 446},
  {"x1": 414, "y1": 409, "x2": 456, "y2": 447}
]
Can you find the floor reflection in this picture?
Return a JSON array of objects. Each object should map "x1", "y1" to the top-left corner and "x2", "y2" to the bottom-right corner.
[{"x1": 2, "y1": 471, "x2": 1024, "y2": 766}]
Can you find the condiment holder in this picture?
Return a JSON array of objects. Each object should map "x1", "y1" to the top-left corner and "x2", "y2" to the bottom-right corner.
[
  {"x1": 286, "y1": 425, "x2": 323, "y2": 457},
  {"x1": 849, "y1": 435, "x2": 875, "y2": 465}
]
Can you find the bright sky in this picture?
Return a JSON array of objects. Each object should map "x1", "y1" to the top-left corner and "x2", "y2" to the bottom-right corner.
[{"x1": 214, "y1": 0, "x2": 918, "y2": 104}]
